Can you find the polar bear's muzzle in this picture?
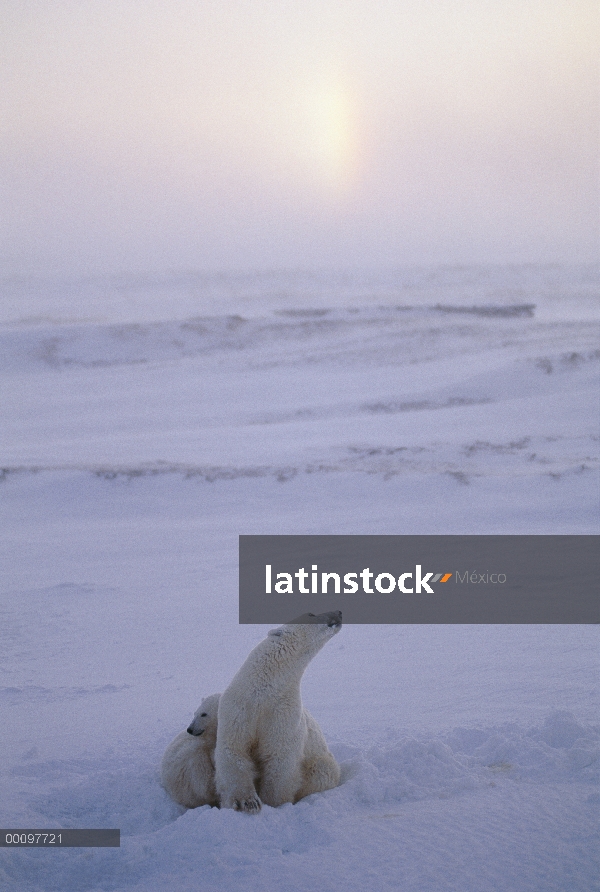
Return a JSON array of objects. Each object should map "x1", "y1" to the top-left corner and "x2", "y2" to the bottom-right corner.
[
  {"x1": 325, "y1": 610, "x2": 342, "y2": 629},
  {"x1": 186, "y1": 725, "x2": 204, "y2": 736}
]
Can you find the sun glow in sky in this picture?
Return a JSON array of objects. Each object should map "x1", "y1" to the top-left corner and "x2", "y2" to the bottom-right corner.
[
  {"x1": 1, "y1": 0, "x2": 598, "y2": 274},
  {"x1": 299, "y1": 71, "x2": 361, "y2": 193}
]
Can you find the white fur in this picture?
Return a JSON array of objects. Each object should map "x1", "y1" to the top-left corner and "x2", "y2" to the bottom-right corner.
[
  {"x1": 161, "y1": 693, "x2": 220, "y2": 809},
  {"x1": 215, "y1": 611, "x2": 342, "y2": 813}
]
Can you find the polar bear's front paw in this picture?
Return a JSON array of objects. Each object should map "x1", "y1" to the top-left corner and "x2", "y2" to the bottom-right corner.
[{"x1": 233, "y1": 796, "x2": 262, "y2": 814}]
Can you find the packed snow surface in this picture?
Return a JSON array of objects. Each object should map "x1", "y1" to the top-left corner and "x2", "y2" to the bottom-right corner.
[{"x1": 1, "y1": 266, "x2": 598, "y2": 891}]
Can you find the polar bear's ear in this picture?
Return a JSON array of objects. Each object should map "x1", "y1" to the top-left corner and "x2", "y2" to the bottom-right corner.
[{"x1": 268, "y1": 627, "x2": 284, "y2": 637}]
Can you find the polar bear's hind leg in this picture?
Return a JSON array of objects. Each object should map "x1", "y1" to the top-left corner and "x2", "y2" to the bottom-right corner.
[
  {"x1": 295, "y1": 752, "x2": 341, "y2": 801},
  {"x1": 259, "y1": 754, "x2": 303, "y2": 807}
]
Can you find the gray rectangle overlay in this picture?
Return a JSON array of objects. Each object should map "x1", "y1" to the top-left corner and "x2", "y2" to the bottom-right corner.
[
  {"x1": 1, "y1": 830, "x2": 120, "y2": 847},
  {"x1": 239, "y1": 535, "x2": 598, "y2": 623}
]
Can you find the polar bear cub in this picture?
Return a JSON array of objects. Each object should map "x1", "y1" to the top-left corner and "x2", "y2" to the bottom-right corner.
[
  {"x1": 215, "y1": 611, "x2": 342, "y2": 813},
  {"x1": 161, "y1": 693, "x2": 221, "y2": 808}
]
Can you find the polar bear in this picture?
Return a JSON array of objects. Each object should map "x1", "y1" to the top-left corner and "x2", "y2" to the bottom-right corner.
[
  {"x1": 215, "y1": 611, "x2": 342, "y2": 813},
  {"x1": 161, "y1": 693, "x2": 221, "y2": 808}
]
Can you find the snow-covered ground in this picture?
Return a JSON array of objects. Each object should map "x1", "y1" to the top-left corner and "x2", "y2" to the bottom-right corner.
[{"x1": 1, "y1": 265, "x2": 598, "y2": 891}]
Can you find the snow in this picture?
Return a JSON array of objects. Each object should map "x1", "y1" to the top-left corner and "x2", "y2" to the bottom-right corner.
[{"x1": 1, "y1": 265, "x2": 598, "y2": 891}]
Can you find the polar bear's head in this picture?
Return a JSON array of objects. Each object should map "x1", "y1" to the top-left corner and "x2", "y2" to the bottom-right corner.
[
  {"x1": 268, "y1": 610, "x2": 342, "y2": 634},
  {"x1": 266, "y1": 611, "x2": 342, "y2": 661},
  {"x1": 186, "y1": 692, "x2": 220, "y2": 744}
]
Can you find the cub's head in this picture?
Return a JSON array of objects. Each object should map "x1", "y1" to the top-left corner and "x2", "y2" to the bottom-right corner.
[{"x1": 186, "y1": 692, "x2": 220, "y2": 745}]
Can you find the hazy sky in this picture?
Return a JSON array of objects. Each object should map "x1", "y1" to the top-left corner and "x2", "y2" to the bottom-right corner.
[{"x1": 1, "y1": 0, "x2": 598, "y2": 275}]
